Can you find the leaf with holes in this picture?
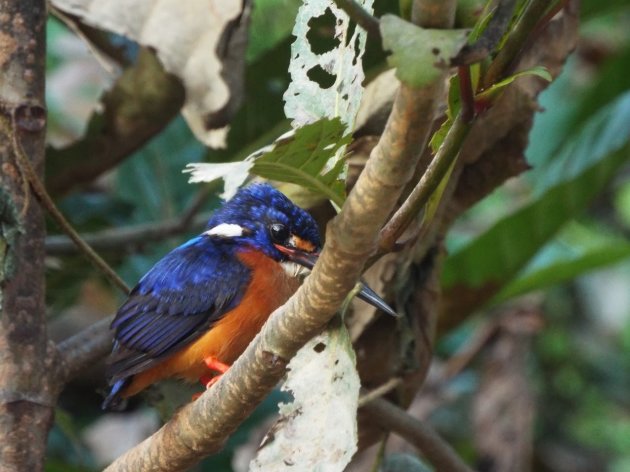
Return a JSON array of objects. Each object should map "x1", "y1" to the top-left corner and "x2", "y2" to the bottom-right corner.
[
  {"x1": 284, "y1": 0, "x2": 373, "y2": 129},
  {"x1": 250, "y1": 317, "x2": 360, "y2": 472},
  {"x1": 251, "y1": 117, "x2": 350, "y2": 207},
  {"x1": 185, "y1": 118, "x2": 350, "y2": 205},
  {"x1": 380, "y1": 15, "x2": 469, "y2": 88}
]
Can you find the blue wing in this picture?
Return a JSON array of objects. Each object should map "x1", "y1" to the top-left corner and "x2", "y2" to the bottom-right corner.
[{"x1": 106, "y1": 236, "x2": 251, "y2": 382}]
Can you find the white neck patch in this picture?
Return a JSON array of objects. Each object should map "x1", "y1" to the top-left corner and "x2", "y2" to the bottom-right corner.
[{"x1": 204, "y1": 223, "x2": 245, "y2": 238}]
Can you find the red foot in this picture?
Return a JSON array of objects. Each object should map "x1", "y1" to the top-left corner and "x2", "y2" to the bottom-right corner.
[
  {"x1": 204, "y1": 356, "x2": 230, "y2": 374},
  {"x1": 193, "y1": 374, "x2": 224, "y2": 400},
  {"x1": 192, "y1": 357, "x2": 231, "y2": 400}
]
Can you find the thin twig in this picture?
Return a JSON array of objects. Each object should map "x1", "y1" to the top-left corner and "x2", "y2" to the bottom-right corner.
[
  {"x1": 332, "y1": 0, "x2": 380, "y2": 40},
  {"x1": 531, "y1": 0, "x2": 568, "y2": 38},
  {"x1": 453, "y1": 0, "x2": 519, "y2": 65},
  {"x1": 378, "y1": 112, "x2": 472, "y2": 252},
  {"x1": 46, "y1": 183, "x2": 217, "y2": 255},
  {"x1": 46, "y1": 212, "x2": 211, "y2": 255},
  {"x1": 358, "y1": 377, "x2": 403, "y2": 407},
  {"x1": 11, "y1": 117, "x2": 130, "y2": 294},
  {"x1": 482, "y1": 0, "x2": 551, "y2": 89},
  {"x1": 458, "y1": 66, "x2": 475, "y2": 122},
  {"x1": 362, "y1": 398, "x2": 475, "y2": 472},
  {"x1": 47, "y1": 184, "x2": 215, "y2": 255}
]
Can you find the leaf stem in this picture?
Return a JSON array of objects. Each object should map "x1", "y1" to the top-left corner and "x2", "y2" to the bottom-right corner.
[
  {"x1": 452, "y1": 0, "x2": 519, "y2": 65},
  {"x1": 458, "y1": 66, "x2": 475, "y2": 122},
  {"x1": 358, "y1": 377, "x2": 403, "y2": 407},
  {"x1": 482, "y1": 0, "x2": 551, "y2": 89}
]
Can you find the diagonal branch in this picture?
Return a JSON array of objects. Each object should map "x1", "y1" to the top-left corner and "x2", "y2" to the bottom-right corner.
[
  {"x1": 332, "y1": 0, "x2": 380, "y2": 40},
  {"x1": 362, "y1": 398, "x2": 475, "y2": 472},
  {"x1": 103, "y1": 1, "x2": 457, "y2": 470},
  {"x1": 13, "y1": 129, "x2": 129, "y2": 294},
  {"x1": 46, "y1": 49, "x2": 185, "y2": 196}
]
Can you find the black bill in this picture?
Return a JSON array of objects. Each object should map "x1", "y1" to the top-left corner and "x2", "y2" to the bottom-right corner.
[{"x1": 275, "y1": 244, "x2": 398, "y2": 317}]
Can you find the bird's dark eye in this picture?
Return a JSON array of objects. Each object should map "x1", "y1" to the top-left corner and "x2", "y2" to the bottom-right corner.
[{"x1": 270, "y1": 223, "x2": 289, "y2": 244}]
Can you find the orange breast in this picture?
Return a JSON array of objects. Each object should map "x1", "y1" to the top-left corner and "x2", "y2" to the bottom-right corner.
[{"x1": 121, "y1": 249, "x2": 300, "y2": 398}]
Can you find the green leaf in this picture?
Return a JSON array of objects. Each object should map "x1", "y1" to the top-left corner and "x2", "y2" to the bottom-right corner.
[
  {"x1": 252, "y1": 118, "x2": 351, "y2": 207},
  {"x1": 380, "y1": 15, "x2": 469, "y2": 88},
  {"x1": 495, "y1": 241, "x2": 630, "y2": 302},
  {"x1": 533, "y1": 90, "x2": 630, "y2": 194},
  {"x1": 186, "y1": 118, "x2": 350, "y2": 206},
  {"x1": 476, "y1": 66, "x2": 552, "y2": 102},
  {"x1": 442, "y1": 92, "x2": 630, "y2": 294},
  {"x1": 559, "y1": 45, "x2": 630, "y2": 156},
  {"x1": 429, "y1": 73, "x2": 464, "y2": 152}
]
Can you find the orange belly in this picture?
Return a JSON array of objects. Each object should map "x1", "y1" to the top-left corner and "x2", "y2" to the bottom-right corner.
[{"x1": 121, "y1": 250, "x2": 300, "y2": 398}]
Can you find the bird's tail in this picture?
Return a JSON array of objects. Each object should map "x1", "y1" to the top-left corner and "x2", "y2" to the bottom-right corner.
[{"x1": 101, "y1": 377, "x2": 131, "y2": 410}]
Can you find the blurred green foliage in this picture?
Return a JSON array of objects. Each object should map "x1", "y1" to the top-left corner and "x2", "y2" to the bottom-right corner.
[{"x1": 44, "y1": 0, "x2": 630, "y2": 470}]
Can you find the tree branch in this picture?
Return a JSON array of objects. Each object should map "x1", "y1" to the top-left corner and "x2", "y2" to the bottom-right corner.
[
  {"x1": 332, "y1": 0, "x2": 380, "y2": 40},
  {"x1": 378, "y1": 113, "x2": 472, "y2": 252},
  {"x1": 58, "y1": 316, "x2": 114, "y2": 383},
  {"x1": 46, "y1": 48, "x2": 185, "y2": 196},
  {"x1": 0, "y1": 1, "x2": 56, "y2": 469},
  {"x1": 362, "y1": 398, "x2": 475, "y2": 472},
  {"x1": 13, "y1": 125, "x2": 129, "y2": 294},
  {"x1": 46, "y1": 198, "x2": 213, "y2": 255},
  {"x1": 483, "y1": 0, "x2": 551, "y2": 88}
]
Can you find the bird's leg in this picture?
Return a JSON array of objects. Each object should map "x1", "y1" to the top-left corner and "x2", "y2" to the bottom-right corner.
[
  {"x1": 204, "y1": 356, "x2": 230, "y2": 375},
  {"x1": 193, "y1": 357, "x2": 231, "y2": 400},
  {"x1": 197, "y1": 356, "x2": 230, "y2": 389}
]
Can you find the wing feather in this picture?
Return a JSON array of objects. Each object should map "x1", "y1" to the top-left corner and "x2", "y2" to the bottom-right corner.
[{"x1": 106, "y1": 239, "x2": 250, "y2": 382}]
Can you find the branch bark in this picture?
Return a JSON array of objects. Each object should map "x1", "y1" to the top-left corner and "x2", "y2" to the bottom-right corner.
[
  {"x1": 103, "y1": 3, "x2": 457, "y2": 469},
  {"x1": 0, "y1": 1, "x2": 57, "y2": 469},
  {"x1": 46, "y1": 207, "x2": 212, "y2": 255},
  {"x1": 362, "y1": 398, "x2": 475, "y2": 472}
]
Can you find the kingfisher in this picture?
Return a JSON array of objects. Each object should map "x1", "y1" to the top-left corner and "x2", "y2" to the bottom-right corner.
[{"x1": 102, "y1": 183, "x2": 395, "y2": 409}]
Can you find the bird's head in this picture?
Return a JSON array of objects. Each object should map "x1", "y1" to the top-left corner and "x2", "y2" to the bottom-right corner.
[
  {"x1": 203, "y1": 183, "x2": 397, "y2": 316},
  {"x1": 204, "y1": 183, "x2": 321, "y2": 268}
]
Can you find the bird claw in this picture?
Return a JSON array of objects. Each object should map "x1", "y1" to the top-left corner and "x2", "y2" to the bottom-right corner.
[
  {"x1": 193, "y1": 373, "x2": 223, "y2": 400},
  {"x1": 203, "y1": 356, "x2": 230, "y2": 374}
]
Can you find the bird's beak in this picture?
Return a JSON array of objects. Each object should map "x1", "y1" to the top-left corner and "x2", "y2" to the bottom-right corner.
[{"x1": 274, "y1": 244, "x2": 398, "y2": 317}]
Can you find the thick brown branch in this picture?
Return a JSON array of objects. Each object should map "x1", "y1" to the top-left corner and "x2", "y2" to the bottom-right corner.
[
  {"x1": 46, "y1": 48, "x2": 185, "y2": 196},
  {"x1": 104, "y1": 0, "x2": 457, "y2": 469},
  {"x1": 362, "y1": 398, "x2": 475, "y2": 472},
  {"x1": 58, "y1": 316, "x2": 114, "y2": 383},
  {"x1": 0, "y1": 1, "x2": 56, "y2": 469}
]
